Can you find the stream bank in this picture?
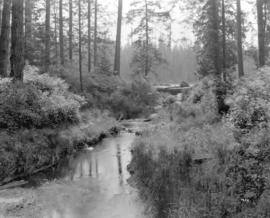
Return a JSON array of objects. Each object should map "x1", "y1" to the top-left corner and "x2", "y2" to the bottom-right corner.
[{"x1": 0, "y1": 120, "x2": 150, "y2": 218}]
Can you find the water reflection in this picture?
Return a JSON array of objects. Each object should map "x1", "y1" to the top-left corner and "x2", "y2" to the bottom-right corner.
[
  {"x1": 47, "y1": 133, "x2": 134, "y2": 188},
  {"x1": 116, "y1": 143, "x2": 124, "y2": 186},
  {"x1": 39, "y1": 132, "x2": 146, "y2": 218}
]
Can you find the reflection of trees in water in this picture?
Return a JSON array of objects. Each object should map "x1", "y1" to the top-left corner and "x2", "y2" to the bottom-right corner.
[
  {"x1": 80, "y1": 161, "x2": 83, "y2": 178},
  {"x1": 95, "y1": 157, "x2": 99, "y2": 178},
  {"x1": 67, "y1": 152, "x2": 100, "y2": 180},
  {"x1": 61, "y1": 141, "x2": 126, "y2": 183},
  {"x1": 89, "y1": 152, "x2": 92, "y2": 177},
  {"x1": 116, "y1": 143, "x2": 124, "y2": 186}
]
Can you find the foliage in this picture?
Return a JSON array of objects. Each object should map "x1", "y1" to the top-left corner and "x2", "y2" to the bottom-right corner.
[
  {"x1": 48, "y1": 63, "x2": 120, "y2": 110},
  {"x1": 189, "y1": 0, "x2": 248, "y2": 77},
  {"x1": 130, "y1": 41, "x2": 166, "y2": 78},
  {"x1": 130, "y1": 122, "x2": 238, "y2": 218},
  {"x1": 0, "y1": 65, "x2": 85, "y2": 130},
  {"x1": 127, "y1": 0, "x2": 168, "y2": 77},
  {"x1": 166, "y1": 77, "x2": 220, "y2": 126},
  {"x1": 0, "y1": 129, "x2": 68, "y2": 182},
  {"x1": 130, "y1": 67, "x2": 270, "y2": 218},
  {"x1": 0, "y1": 110, "x2": 117, "y2": 183},
  {"x1": 226, "y1": 67, "x2": 270, "y2": 130},
  {"x1": 109, "y1": 81, "x2": 159, "y2": 119},
  {"x1": 0, "y1": 65, "x2": 118, "y2": 182}
]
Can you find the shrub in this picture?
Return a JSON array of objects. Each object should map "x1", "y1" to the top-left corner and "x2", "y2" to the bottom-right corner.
[
  {"x1": 227, "y1": 67, "x2": 270, "y2": 130},
  {"x1": 0, "y1": 65, "x2": 85, "y2": 130},
  {"x1": 47, "y1": 63, "x2": 121, "y2": 111},
  {"x1": 0, "y1": 65, "x2": 119, "y2": 184},
  {"x1": 0, "y1": 112, "x2": 118, "y2": 184},
  {"x1": 109, "y1": 81, "x2": 159, "y2": 119},
  {"x1": 129, "y1": 68, "x2": 270, "y2": 218},
  {"x1": 0, "y1": 128, "x2": 75, "y2": 182},
  {"x1": 166, "y1": 77, "x2": 220, "y2": 126}
]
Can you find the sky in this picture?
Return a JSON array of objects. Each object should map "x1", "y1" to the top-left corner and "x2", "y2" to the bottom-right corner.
[{"x1": 99, "y1": 0, "x2": 257, "y2": 47}]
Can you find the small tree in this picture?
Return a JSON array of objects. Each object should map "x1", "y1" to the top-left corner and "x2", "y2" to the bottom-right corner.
[{"x1": 127, "y1": 0, "x2": 166, "y2": 78}]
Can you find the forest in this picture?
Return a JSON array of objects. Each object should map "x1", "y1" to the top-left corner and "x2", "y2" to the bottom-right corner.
[{"x1": 0, "y1": 0, "x2": 270, "y2": 218}]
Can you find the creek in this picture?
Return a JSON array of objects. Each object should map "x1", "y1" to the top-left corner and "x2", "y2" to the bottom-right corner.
[{"x1": 36, "y1": 121, "x2": 147, "y2": 218}]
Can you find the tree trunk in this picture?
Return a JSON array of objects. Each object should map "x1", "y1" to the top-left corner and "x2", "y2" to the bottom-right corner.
[
  {"x1": 257, "y1": 0, "x2": 265, "y2": 67},
  {"x1": 0, "y1": 0, "x2": 11, "y2": 77},
  {"x1": 69, "y1": 0, "x2": 72, "y2": 61},
  {"x1": 88, "y1": 0, "x2": 91, "y2": 73},
  {"x1": 221, "y1": 0, "x2": 226, "y2": 81},
  {"x1": 79, "y1": 0, "x2": 83, "y2": 91},
  {"x1": 211, "y1": 0, "x2": 220, "y2": 77},
  {"x1": 93, "y1": 0, "x2": 97, "y2": 68},
  {"x1": 59, "y1": 0, "x2": 64, "y2": 65},
  {"x1": 0, "y1": 0, "x2": 3, "y2": 33},
  {"x1": 10, "y1": 0, "x2": 24, "y2": 81},
  {"x1": 113, "y1": 0, "x2": 122, "y2": 75},
  {"x1": 54, "y1": 0, "x2": 58, "y2": 63},
  {"x1": 144, "y1": 0, "x2": 149, "y2": 77},
  {"x1": 25, "y1": 0, "x2": 33, "y2": 63},
  {"x1": 236, "y1": 0, "x2": 244, "y2": 77},
  {"x1": 45, "y1": 0, "x2": 50, "y2": 72}
]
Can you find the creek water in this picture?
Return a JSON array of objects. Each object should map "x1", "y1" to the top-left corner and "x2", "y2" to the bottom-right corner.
[{"x1": 35, "y1": 129, "x2": 147, "y2": 218}]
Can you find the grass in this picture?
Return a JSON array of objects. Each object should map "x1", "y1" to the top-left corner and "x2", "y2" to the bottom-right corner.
[{"x1": 129, "y1": 72, "x2": 270, "y2": 218}]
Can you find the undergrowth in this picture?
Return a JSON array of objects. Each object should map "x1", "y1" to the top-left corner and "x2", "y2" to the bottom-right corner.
[
  {"x1": 129, "y1": 67, "x2": 270, "y2": 218},
  {"x1": 0, "y1": 65, "x2": 117, "y2": 183}
]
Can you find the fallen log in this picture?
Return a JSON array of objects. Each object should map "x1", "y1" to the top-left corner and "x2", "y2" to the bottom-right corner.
[
  {"x1": 0, "y1": 163, "x2": 55, "y2": 188},
  {"x1": 0, "y1": 180, "x2": 28, "y2": 191}
]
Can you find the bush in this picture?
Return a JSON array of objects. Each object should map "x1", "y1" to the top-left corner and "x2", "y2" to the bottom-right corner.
[
  {"x1": 227, "y1": 67, "x2": 270, "y2": 130},
  {"x1": 47, "y1": 64, "x2": 159, "y2": 119},
  {"x1": 165, "y1": 77, "x2": 220, "y2": 126},
  {"x1": 109, "y1": 81, "x2": 159, "y2": 119},
  {"x1": 0, "y1": 65, "x2": 85, "y2": 130},
  {"x1": 47, "y1": 63, "x2": 121, "y2": 110},
  {"x1": 0, "y1": 129, "x2": 67, "y2": 182},
  {"x1": 129, "y1": 68, "x2": 270, "y2": 218},
  {"x1": 0, "y1": 65, "x2": 120, "y2": 184}
]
